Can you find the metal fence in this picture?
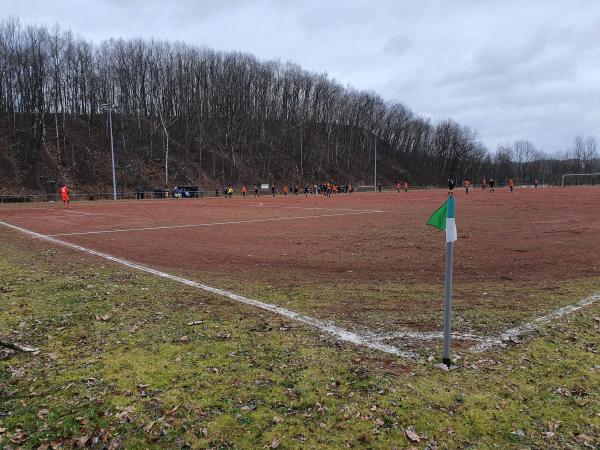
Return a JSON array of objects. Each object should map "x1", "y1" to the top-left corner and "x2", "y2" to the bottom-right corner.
[
  {"x1": 0, "y1": 188, "x2": 211, "y2": 203},
  {"x1": 0, "y1": 191, "x2": 161, "y2": 204},
  {"x1": 0, "y1": 182, "x2": 571, "y2": 204}
]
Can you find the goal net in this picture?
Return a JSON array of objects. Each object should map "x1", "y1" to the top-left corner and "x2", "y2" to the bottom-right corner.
[{"x1": 561, "y1": 173, "x2": 600, "y2": 187}]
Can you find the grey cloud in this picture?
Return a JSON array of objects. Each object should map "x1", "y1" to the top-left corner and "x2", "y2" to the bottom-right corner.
[{"x1": 383, "y1": 36, "x2": 413, "y2": 56}]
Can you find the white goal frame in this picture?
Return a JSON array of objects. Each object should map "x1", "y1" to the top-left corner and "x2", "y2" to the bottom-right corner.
[{"x1": 561, "y1": 173, "x2": 600, "y2": 187}]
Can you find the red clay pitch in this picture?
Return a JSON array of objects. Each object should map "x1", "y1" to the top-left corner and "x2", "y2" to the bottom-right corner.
[{"x1": 1, "y1": 187, "x2": 599, "y2": 286}]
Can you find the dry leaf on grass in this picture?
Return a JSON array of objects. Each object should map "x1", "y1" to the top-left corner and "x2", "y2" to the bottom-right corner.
[{"x1": 405, "y1": 426, "x2": 420, "y2": 442}]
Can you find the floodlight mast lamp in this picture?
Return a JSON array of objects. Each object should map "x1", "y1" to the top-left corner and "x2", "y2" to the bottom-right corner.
[{"x1": 100, "y1": 104, "x2": 118, "y2": 200}]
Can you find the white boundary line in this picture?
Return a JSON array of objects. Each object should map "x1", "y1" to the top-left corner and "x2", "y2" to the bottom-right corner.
[
  {"x1": 0, "y1": 215, "x2": 70, "y2": 220},
  {"x1": 470, "y1": 292, "x2": 600, "y2": 352},
  {"x1": 1, "y1": 210, "x2": 102, "y2": 221},
  {"x1": 368, "y1": 330, "x2": 485, "y2": 342},
  {"x1": 47, "y1": 211, "x2": 381, "y2": 237},
  {"x1": 62, "y1": 210, "x2": 104, "y2": 216},
  {"x1": 0, "y1": 220, "x2": 414, "y2": 358},
  {"x1": 253, "y1": 205, "x2": 384, "y2": 213}
]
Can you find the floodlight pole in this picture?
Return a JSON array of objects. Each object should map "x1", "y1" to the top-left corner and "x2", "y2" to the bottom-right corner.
[
  {"x1": 101, "y1": 104, "x2": 118, "y2": 200},
  {"x1": 373, "y1": 131, "x2": 377, "y2": 192}
]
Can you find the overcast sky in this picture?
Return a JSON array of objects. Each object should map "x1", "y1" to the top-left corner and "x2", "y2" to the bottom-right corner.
[{"x1": 2, "y1": 0, "x2": 599, "y2": 153}]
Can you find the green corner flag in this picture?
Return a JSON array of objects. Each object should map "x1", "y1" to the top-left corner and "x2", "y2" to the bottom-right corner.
[
  {"x1": 427, "y1": 200, "x2": 448, "y2": 231},
  {"x1": 427, "y1": 196, "x2": 457, "y2": 243}
]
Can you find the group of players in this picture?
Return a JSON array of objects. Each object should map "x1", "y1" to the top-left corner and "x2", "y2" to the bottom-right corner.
[
  {"x1": 58, "y1": 175, "x2": 529, "y2": 208},
  {"x1": 447, "y1": 177, "x2": 520, "y2": 194},
  {"x1": 220, "y1": 182, "x2": 355, "y2": 198}
]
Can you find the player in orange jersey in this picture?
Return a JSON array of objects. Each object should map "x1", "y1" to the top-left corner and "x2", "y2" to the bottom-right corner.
[
  {"x1": 508, "y1": 178, "x2": 514, "y2": 193},
  {"x1": 241, "y1": 185, "x2": 247, "y2": 197},
  {"x1": 464, "y1": 179, "x2": 470, "y2": 194},
  {"x1": 59, "y1": 184, "x2": 70, "y2": 208}
]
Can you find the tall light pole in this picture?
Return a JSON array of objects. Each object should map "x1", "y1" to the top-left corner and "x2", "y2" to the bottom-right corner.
[
  {"x1": 101, "y1": 104, "x2": 117, "y2": 200},
  {"x1": 373, "y1": 130, "x2": 378, "y2": 192}
]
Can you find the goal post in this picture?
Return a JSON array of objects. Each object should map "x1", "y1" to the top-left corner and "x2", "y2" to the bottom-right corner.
[{"x1": 561, "y1": 173, "x2": 600, "y2": 187}]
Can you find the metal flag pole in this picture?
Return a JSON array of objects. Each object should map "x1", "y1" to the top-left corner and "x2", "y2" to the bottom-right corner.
[{"x1": 442, "y1": 193, "x2": 456, "y2": 367}]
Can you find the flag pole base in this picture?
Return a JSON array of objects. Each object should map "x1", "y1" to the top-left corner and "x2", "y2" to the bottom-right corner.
[{"x1": 435, "y1": 360, "x2": 458, "y2": 371}]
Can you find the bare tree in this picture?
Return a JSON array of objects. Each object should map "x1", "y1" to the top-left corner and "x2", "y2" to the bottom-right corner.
[{"x1": 2, "y1": 20, "x2": 595, "y2": 192}]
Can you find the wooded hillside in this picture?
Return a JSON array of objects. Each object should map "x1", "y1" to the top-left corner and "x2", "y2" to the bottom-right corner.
[{"x1": 0, "y1": 19, "x2": 596, "y2": 193}]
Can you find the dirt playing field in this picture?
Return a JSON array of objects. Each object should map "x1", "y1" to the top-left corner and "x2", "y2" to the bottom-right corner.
[{"x1": 1, "y1": 186, "x2": 599, "y2": 356}]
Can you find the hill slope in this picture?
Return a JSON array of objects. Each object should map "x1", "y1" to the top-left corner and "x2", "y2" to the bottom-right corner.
[{"x1": 0, "y1": 19, "x2": 489, "y2": 193}]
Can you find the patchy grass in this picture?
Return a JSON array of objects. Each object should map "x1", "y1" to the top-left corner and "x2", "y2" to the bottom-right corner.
[
  {"x1": 1, "y1": 233, "x2": 599, "y2": 449},
  {"x1": 178, "y1": 269, "x2": 600, "y2": 336}
]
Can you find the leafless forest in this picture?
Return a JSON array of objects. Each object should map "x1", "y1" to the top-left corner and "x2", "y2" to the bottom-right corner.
[{"x1": 0, "y1": 19, "x2": 597, "y2": 193}]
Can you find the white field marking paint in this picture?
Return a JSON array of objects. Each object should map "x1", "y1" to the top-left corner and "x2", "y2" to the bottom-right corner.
[
  {"x1": 0, "y1": 215, "x2": 71, "y2": 220},
  {"x1": 368, "y1": 330, "x2": 485, "y2": 342},
  {"x1": 47, "y1": 211, "x2": 381, "y2": 237},
  {"x1": 254, "y1": 205, "x2": 384, "y2": 213},
  {"x1": 0, "y1": 220, "x2": 414, "y2": 358},
  {"x1": 470, "y1": 292, "x2": 600, "y2": 353},
  {"x1": 0, "y1": 207, "x2": 58, "y2": 212},
  {"x1": 175, "y1": 201, "x2": 382, "y2": 214},
  {"x1": 62, "y1": 210, "x2": 108, "y2": 216},
  {"x1": 1, "y1": 211, "x2": 115, "y2": 220}
]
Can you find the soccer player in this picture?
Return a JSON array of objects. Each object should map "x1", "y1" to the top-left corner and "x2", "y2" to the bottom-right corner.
[
  {"x1": 304, "y1": 185, "x2": 309, "y2": 197},
  {"x1": 378, "y1": 183, "x2": 382, "y2": 193},
  {"x1": 242, "y1": 185, "x2": 247, "y2": 197},
  {"x1": 404, "y1": 181, "x2": 409, "y2": 193},
  {"x1": 396, "y1": 181, "x2": 400, "y2": 192},
  {"x1": 227, "y1": 186, "x2": 233, "y2": 198},
  {"x1": 59, "y1": 184, "x2": 70, "y2": 208},
  {"x1": 447, "y1": 178, "x2": 455, "y2": 194},
  {"x1": 482, "y1": 177, "x2": 487, "y2": 191},
  {"x1": 254, "y1": 184, "x2": 259, "y2": 197},
  {"x1": 271, "y1": 185, "x2": 276, "y2": 197},
  {"x1": 489, "y1": 178, "x2": 495, "y2": 192},
  {"x1": 508, "y1": 178, "x2": 514, "y2": 193},
  {"x1": 534, "y1": 178, "x2": 539, "y2": 188},
  {"x1": 283, "y1": 185, "x2": 289, "y2": 197},
  {"x1": 464, "y1": 179, "x2": 470, "y2": 194}
]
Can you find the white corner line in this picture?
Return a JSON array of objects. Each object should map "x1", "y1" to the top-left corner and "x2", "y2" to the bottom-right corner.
[
  {"x1": 0, "y1": 220, "x2": 414, "y2": 358},
  {"x1": 46, "y1": 211, "x2": 379, "y2": 237},
  {"x1": 368, "y1": 330, "x2": 486, "y2": 342},
  {"x1": 470, "y1": 292, "x2": 600, "y2": 353}
]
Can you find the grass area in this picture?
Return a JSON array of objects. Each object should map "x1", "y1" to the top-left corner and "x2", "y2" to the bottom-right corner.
[{"x1": 1, "y1": 232, "x2": 599, "y2": 449}]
